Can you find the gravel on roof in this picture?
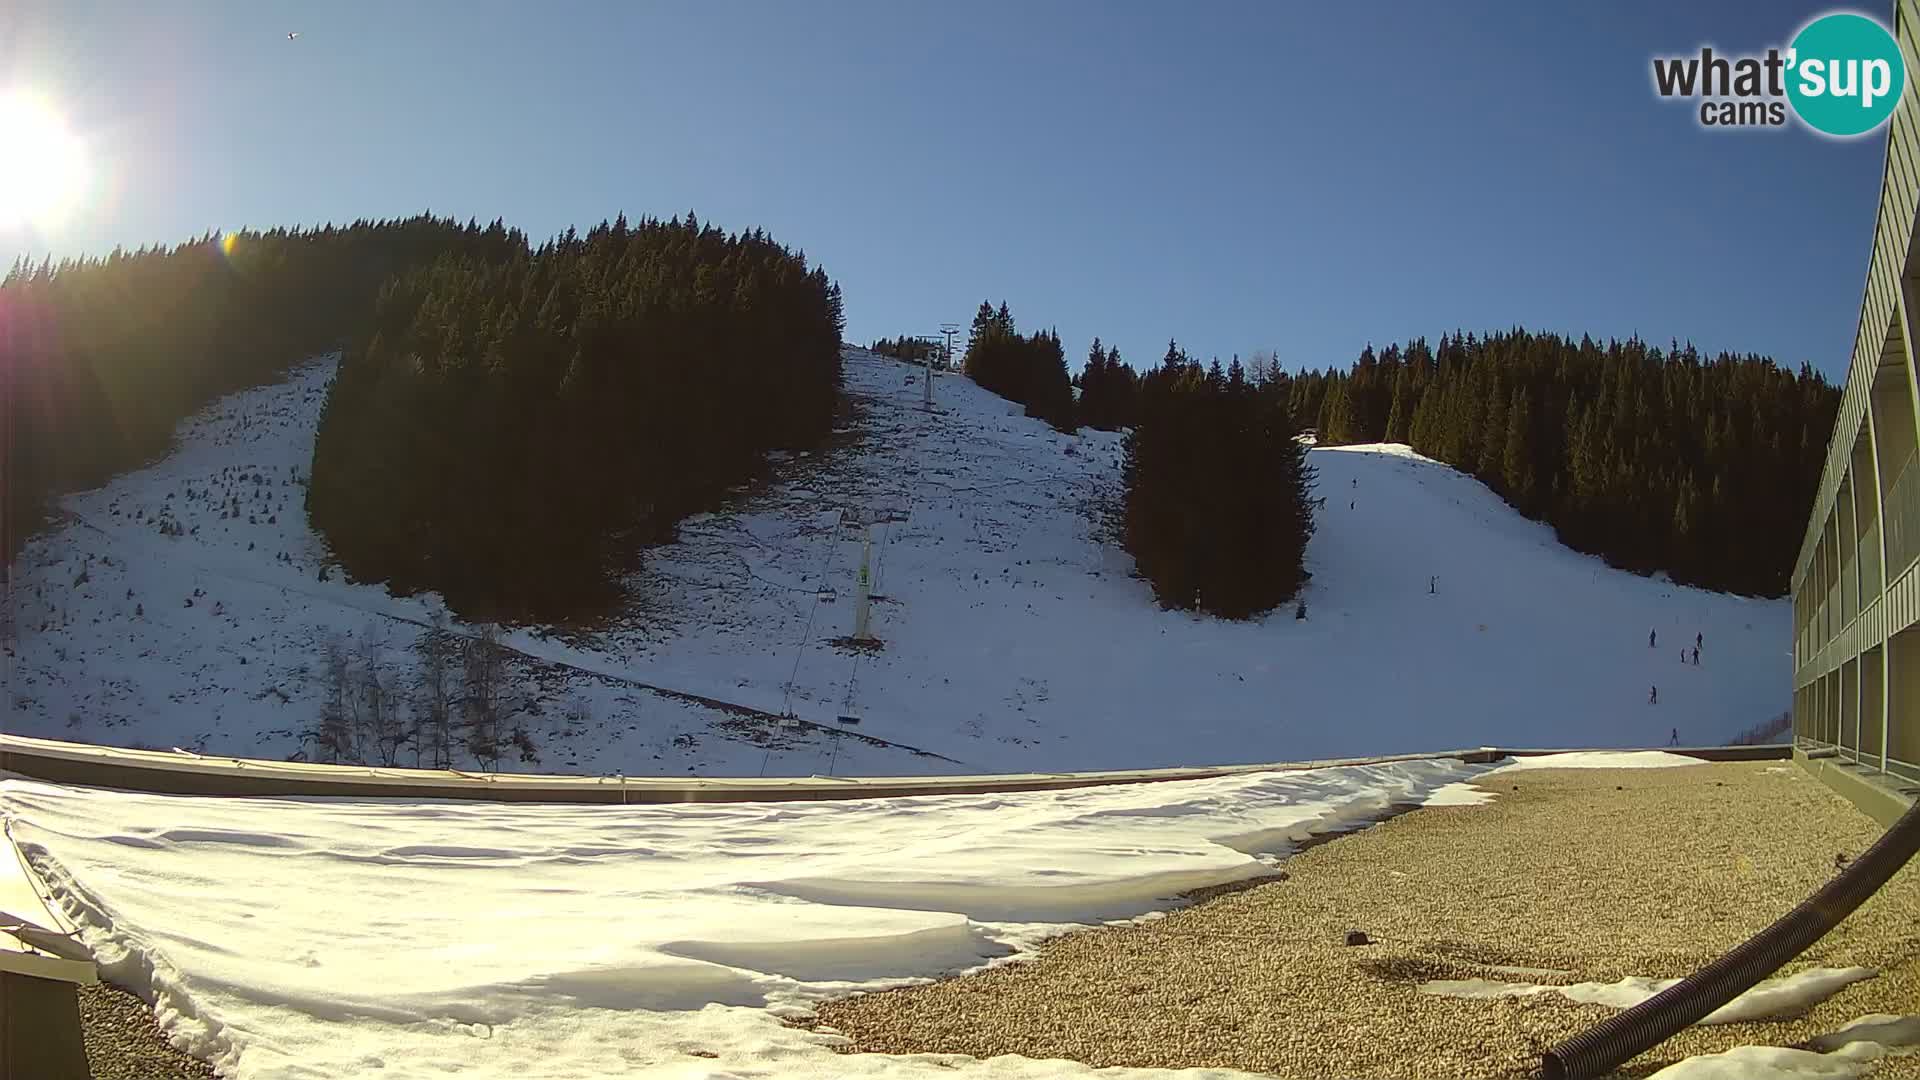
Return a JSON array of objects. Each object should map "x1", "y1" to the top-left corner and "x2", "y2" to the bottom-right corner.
[
  {"x1": 79, "y1": 980, "x2": 219, "y2": 1080},
  {"x1": 813, "y1": 761, "x2": 1920, "y2": 1079}
]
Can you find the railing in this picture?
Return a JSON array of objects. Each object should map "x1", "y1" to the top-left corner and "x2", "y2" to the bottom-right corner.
[
  {"x1": 1796, "y1": 661, "x2": 1920, "y2": 783},
  {"x1": 1800, "y1": 733, "x2": 1920, "y2": 784},
  {"x1": 1862, "y1": 520, "x2": 1883, "y2": 611},
  {"x1": 1842, "y1": 551, "x2": 1860, "y2": 625},
  {"x1": 1883, "y1": 452, "x2": 1920, "y2": 582}
]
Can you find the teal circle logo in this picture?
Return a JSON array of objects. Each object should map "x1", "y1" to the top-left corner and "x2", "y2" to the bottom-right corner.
[{"x1": 1787, "y1": 13, "x2": 1906, "y2": 136}]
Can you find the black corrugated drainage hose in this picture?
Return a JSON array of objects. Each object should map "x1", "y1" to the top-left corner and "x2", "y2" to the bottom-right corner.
[{"x1": 1541, "y1": 795, "x2": 1920, "y2": 1080}]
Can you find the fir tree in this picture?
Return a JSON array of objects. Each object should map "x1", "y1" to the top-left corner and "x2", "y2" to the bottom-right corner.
[
  {"x1": 1502, "y1": 386, "x2": 1538, "y2": 510},
  {"x1": 1385, "y1": 369, "x2": 1412, "y2": 444},
  {"x1": 1123, "y1": 360, "x2": 1316, "y2": 618}
]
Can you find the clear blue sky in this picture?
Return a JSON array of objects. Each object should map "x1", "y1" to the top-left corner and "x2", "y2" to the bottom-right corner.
[{"x1": 0, "y1": 1, "x2": 1888, "y2": 380}]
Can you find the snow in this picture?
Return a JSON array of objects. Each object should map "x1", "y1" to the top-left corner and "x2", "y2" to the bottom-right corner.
[
  {"x1": 0, "y1": 756, "x2": 1483, "y2": 1079},
  {"x1": 1698, "y1": 969, "x2": 1882, "y2": 1024},
  {"x1": 1485, "y1": 750, "x2": 1710, "y2": 772},
  {"x1": 1805, "y1": 1013, "x2": 1920, "y2": 1054},
  {"x1": 1420, "y1": 967, "x2": 1878, "y2": 1023},
  {"x1": 1648, "y1": 1044, "x2": 1887, "y2": 1080},
  {"x1": 1420, "y1": 750, "x2": 1709, "y2": 805},
  {"x1": 1651, "y1": 1012, "x2": 1920, "y2": 1078},
  {"x1": 1418, "y1": 782, "x2": 1497, "y2": 806},
  {"x1": 1, "y1": 347, "x2": 1790, "y2": 776}
]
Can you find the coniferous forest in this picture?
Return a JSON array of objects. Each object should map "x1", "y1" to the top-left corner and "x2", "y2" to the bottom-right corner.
[
  {"x1": 868, "y1": 335, "x2": 940, "y2": 363},
  {"x1": 307, "y1": 214, "x2": 845, "y2": 618},
  {"x1": 1123, "y1": 344, "x2": 1317, "y2": 618},
  {"x1": 962, "y1": 301, "x2": 1076, "y2": 432},
  {"x1": 1269, "y1": 330, "x2": 1836, "y2": 597},
  {"x1": 3, "y1": 216, "x2": 1833, "y2": 619},
  {"x1": 0, "y1": 216, "x2": 518, "y2": 564},
  {"x1": 1075, "y1": 338, "x2": 1140, "y2": 432},
  {"x1": 2, "y1": 213, "x2": 840, "y2": 621},
  {"x1": 1076, "y1": 325, "x2": 1830, "y2": 611}
]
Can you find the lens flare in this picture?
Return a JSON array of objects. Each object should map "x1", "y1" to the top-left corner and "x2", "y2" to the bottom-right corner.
[{"x1": 0, "y1": 91, "x2": 89, "y2": 231}]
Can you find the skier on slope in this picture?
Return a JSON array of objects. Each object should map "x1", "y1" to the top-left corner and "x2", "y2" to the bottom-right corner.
[
  {"x1": 1692, "y1": 646, "x2": 1700, "y2": 666},
  {"x1": 1649, "y1": 685, "x2": 1658, "y2": 705},
  {"x1": 1669, "y1": 727, "x2": 1679, "y2": 746},
  {"x1": 1696, "y1": 632, "x2": 1703, "y2": 650},
  {"x1": 1650, "y1": 628, "x2": 1657, "y2": 649}
]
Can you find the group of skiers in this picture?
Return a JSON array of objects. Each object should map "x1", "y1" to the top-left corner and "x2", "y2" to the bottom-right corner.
[{"x1": 1648, "y1": 629, "x2": 1706, "y2": 707}]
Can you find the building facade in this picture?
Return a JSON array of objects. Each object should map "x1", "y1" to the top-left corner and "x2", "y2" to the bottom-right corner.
[{"x1": 1791, "y1": 0, "x2": 1920, "y2": 782}]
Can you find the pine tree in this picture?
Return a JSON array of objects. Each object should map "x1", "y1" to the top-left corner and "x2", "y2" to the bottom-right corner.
[
  {"x1": 1502, "y1": 386, "x2": 1538, "y2": 509},
  {"x1": 1123, "y1": 362, "x2": 1316, "y2": 619},
  {"x1": 1080, "y1": 337, "x2": 1109, "y2": 427},
  {"x1": 1024, "y1": 329, "x2": 1076, "y2": 432},
  {"x1": 1105, "y1": 345, "x2": 1137, "y2": 429},
  {"x1": 1161, "y1": 339, "x2": 1186, "y2": 374},
  {"x1": 968, "y1": 300, "x2": 995, "y2": 352},
  {"x1": 1479, "y1": 375, "x2": 1509, "y2": 482},
  {"x1": 1318, "y1": 378, "x2": 1352, "y2": 444},
  {"x1": 1385, "y1": 369, "x2": 1412, "y2": 444}
]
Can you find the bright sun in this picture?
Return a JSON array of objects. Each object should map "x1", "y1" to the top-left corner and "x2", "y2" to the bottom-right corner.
[{"x1": 0, "y1": 93, "x2": 88, "y2": 231}]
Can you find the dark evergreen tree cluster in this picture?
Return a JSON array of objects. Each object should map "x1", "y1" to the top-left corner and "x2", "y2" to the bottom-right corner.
[
  {"x1": 1281, "y1": 330, "x2": 1836, "y2": 596},
  {"x1": 962, "y1": 301, "x2": 1075, "y2": 432},
  {"x1": 1075, "y1": 337, "x2": 1139, "y2": 431},
  {"x1": 0, "y1": 216, "x2": 517, "y2": 563},
  {"x1": 307, "y1": 213, "x2": 844, "y2": 618},
  {"x1": 1123, "y1": 343, "x2": 1317, "y2": 619},
  {"x1": 869, "y1": 335, "x2": 938, "y2": 363}
]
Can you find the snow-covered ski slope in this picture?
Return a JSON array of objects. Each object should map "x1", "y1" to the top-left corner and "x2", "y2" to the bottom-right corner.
[{"x1": 0, "y1": 346, "x2": 1788, "y2": 775}]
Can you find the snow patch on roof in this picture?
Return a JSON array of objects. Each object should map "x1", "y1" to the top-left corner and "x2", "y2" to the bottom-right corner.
[
  {"x1": 1487, "y1": 750, "x2": 1708, "y2": 772},
  {"x1": 1420, "y1": 966, "x2": 1877, "y2": 1024},
  {"x1": 5, "y1": 756, "x2": 1478, "y2": 1079},
  {"x1": 1651, "y1": 1013, "x2": 1919, "y2": 1080}
]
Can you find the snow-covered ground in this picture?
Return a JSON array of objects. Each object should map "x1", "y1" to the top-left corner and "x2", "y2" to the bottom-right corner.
[
  {"x1": 0, "y1": 347, "x2": 1790, "y2": 775},
  {"x1": 5, "y1": 756, "x2": 1490, "y2": 1080},
  {"x1": 1421, "y1": 967, "x2": 1880, "y2": 1023},
  {"x1": 12, "y1": 747, "x2": 1913, "y2": 1080},
  {"x1": 8, "y1": 751, "x2": 1910, "y2": 1079}
]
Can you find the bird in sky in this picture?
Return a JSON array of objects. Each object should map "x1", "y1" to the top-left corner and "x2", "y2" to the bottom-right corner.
[{"x1": 287, "y1": 31, "x2": 300, "y2": 40}]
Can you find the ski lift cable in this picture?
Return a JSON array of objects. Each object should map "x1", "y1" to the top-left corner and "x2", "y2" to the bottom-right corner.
[
  {"x1": 781, "y1": 508, "x2": 845, "y2": 715},
  {"x1": 783, "y1": 571, "x2": 828, "y2": 713},
  {"x1": 826, "y1": 519, "x2": 888, "y2": 731},
  {"x1": 770, "y1": 508, "x2": 846, "y2": 764},
  {"x1": 841, "y1": 630, "x2": 868, "y2": 711}
]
